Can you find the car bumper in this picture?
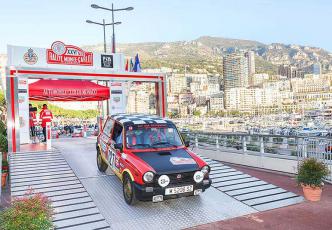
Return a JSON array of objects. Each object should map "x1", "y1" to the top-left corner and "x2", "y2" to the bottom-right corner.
[{"x1": 133, "y1": 178, "x2": 212, "y2": 202}]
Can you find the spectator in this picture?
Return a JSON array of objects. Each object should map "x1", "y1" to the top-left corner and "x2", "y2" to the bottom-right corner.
[
  {"x1": 29, "y1": 104, "x2": 37, "y2": 143},
  {"x1": 39, "y1": 104, "x2": 53, "y2": 142}
]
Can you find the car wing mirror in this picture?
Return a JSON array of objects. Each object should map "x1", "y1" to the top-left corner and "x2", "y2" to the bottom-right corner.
[{"x1": 184, "y1": 140, "x2": 190, "y2": 147}]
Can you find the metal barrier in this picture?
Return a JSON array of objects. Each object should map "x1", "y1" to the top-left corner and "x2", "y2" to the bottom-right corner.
[{"x1": 185, "y1": 132, "x2": 332, "y2": 183}]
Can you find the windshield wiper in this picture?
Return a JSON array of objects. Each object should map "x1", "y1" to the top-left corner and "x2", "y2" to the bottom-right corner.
[
  {"x1": 151, "y1": 141, "x2": 178, "y2": 148},
  {"x1": 130, "y1": 143, "x2": 150, "y2": 148}
]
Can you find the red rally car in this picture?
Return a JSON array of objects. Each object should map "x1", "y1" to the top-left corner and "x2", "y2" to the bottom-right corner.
[{"x1": 96, "y1": 114, "x2": 212, "y2": 205}]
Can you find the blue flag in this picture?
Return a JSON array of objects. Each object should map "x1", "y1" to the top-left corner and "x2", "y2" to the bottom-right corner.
[
  {"x1": 133, "y1": 54, "x2": 141, "y2": 72},
  {"x1": 130, "y1": 58, "x2": 134, "y2": 72}
]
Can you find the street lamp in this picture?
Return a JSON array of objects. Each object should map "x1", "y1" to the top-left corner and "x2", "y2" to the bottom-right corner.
[
  {"x1": 86, "y1": 19, "x2": 121, "y2": 116},
  {"x1": 90, "y1": 3, "x2": 134, "y2": 53},
  {"x1": 86, "y1": 19, "x2": 121, "y2": 53}
]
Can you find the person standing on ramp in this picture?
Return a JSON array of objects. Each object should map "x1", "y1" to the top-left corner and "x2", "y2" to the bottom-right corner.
[
  {"x1": 29, "y1": 103, "x2": 37, "y2": 143},
  {"x1": 39, "y1": 104, "x2": 53, "y2": 142}
]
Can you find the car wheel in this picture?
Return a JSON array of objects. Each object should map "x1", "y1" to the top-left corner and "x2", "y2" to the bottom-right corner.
[
  {"x1": 97, "y1": 148, "x2": 108, "y2": 172},
  {"x1": 123, "y1": 174, "x2": 137, "y2": 205}
]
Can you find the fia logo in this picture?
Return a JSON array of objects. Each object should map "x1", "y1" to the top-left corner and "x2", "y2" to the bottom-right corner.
[
  {"x1": 101, "y1": 55, "x2": 113, "y2": 68},
  {"x1": 51, "y1": 41, "x2": 66, "y2": 55},
  {"x1": 23, "y1": 48, "x2": 38, "y2": 65}
]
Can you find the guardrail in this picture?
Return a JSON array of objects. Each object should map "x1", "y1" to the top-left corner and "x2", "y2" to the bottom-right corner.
[{"x1": 184, "y1": 132, "x2": 332, "y2": 183}]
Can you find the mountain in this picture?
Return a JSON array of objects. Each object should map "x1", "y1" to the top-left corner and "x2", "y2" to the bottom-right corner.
[{"x1": 83, "y1": 36, "x2": 332, "y2": 74}]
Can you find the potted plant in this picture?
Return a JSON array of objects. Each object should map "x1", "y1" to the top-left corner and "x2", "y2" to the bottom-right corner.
[
  {"x1": 0, "y1": 190, "x2": 54, "y2": 230},
  {"x1": 0, "y1": 132, "x2": 9, "y2": 187},
  {"x1": 0, "y1": 120, "x2": 7, "y2": 161},
  {"x1": 296, "y1": 158, "x2": 330, "y2": 201}
]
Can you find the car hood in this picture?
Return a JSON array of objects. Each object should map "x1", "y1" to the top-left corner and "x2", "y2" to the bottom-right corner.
[{"x1": 135, "y1": 148, "x2": 199, "y2": 174}]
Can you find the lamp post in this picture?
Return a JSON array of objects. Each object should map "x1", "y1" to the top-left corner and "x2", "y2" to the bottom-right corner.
[
  {"x1": 86, "y1": 20, "x2": 120, "y2": 116},
  {"x1": 86, "y1": 19, "x2": 121, "y2": 53},
  {"x1": 91, "y1": 3, "x2": 133, "y2": 53}
]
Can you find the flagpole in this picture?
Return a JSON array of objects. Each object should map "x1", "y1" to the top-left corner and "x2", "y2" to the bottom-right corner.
[{"x1": 112, "y1": 3, "x2": 115, "y2": 53}]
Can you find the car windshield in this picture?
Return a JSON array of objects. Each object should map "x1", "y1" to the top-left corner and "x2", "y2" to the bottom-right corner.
[{"x1": 125, "y1": 124, "x2": 183, "y2": 149}]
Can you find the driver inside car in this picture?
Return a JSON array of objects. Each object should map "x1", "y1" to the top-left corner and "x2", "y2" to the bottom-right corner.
[
  {"x1": 126, "y1": 129, "x2": 143, "y2": 147},
  {"x1": 144, "y1": 128, "x2": 167, "y2": 146}
]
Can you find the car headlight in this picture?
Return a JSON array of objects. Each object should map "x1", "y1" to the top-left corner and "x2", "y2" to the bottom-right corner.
[
  {"x1": 193, "y1": 171, "x2": 204, "y2": 183},
  {"x1": 201, "y1": 165, "x2": 210, "y2": 175},
  {"x1": 158, "y1": 175, "x2": 170, "y2": 187},
  {"x1": 143, "y1": 171, "x2": 155, "y2": 183}
]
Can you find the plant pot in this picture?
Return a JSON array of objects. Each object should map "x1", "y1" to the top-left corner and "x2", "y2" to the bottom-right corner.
[
  {"x1": 2, "y1": 165, "x2": 9, "y2": 172},
  {"x1": 301, "y1": 184, "x2": 322, "y2": 202},
  {"x1": 1, "y1": 172, "x2": 8, "y2": 188}
]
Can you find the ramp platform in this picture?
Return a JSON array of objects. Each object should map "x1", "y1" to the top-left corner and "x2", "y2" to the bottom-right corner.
[
  {"x1": 196, "y1": 154, "x2": 304, "y2": 211},
  {"x1": 9, "y1": 150, "x2": 111, "y2": 230}
]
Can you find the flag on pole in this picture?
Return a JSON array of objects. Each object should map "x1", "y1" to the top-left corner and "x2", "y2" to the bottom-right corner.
[
  {"x1": 133, "y1": 53, "x2": 141, "y2": 72},
  {"x1": 129, "y1": 58, "x2": 134, "y2": 72},
  {"x1": 125, "y1": 59, "x2": 129, "y2": 71}
]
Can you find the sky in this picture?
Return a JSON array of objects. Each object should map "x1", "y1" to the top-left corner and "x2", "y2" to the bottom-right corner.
[{"x1": 0, "y1": 0, "x2": 331, "y2": 53}]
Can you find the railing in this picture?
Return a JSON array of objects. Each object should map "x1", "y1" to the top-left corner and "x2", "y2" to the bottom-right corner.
[{"x1": 184, "y1": 132, "x2": 332, "y2": 183}]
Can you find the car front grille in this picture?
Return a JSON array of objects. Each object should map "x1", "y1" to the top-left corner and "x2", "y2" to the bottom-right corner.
[{"x1": 154, "y1": 171, "x2": 195, "y2": 186}]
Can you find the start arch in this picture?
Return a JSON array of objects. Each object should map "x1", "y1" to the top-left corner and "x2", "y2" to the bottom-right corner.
[{"x1": 5, "y1": 42, "x2": 166, "y2": 153}]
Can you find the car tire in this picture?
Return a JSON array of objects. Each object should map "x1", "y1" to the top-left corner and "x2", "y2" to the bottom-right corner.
[
  {"x1": 123, "y1": 174, "x2": 137, "y2": 205},
  {"x1": 97, "y1": 148, "x2": 108, "y2": 172}
]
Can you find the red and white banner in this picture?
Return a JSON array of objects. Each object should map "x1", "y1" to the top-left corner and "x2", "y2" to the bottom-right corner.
[
  {"x1": 46, "y1": 41, "x2": 93, "y2": 66},
  {"x1": 18, "y1": 78, "x2": 30, "y2": 144},
  {"x1": 7, "y1": 42, "x2": 125, "y2": 71}
]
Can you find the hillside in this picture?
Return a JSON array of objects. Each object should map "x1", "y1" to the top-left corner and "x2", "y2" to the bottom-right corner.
[{"x1": 85, "y1": 36, "x2": 332, "y2": 75}]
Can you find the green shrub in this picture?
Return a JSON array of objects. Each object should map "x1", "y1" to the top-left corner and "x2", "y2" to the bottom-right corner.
[
  {"x1": 247, "y1": 144, "x2": 260, "y2": 152},
  {"x1": 296, "y1": 158, "x2": 330, "y2": 188},
  {"x1": 0, "y1": 191, "x2": 54, "y2": 230},
  {"x1": 0, "y1": 134, "x2": 8, "y2": 153},
  {"x1": 0, "y1": 120, "x2": 6, "y2": 136},
  {"x1": 264, "y1": 147, "x2": 278, "y2": 154}
]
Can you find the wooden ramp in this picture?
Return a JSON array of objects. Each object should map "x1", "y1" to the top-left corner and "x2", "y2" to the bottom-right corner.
[{"x1": 9, "y1": 150, "x2": 111, "y2": 230}]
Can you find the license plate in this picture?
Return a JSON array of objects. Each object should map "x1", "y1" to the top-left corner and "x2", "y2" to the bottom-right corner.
[{"x1": 165, "y1": 185, "x2": 193, "y2": 195}]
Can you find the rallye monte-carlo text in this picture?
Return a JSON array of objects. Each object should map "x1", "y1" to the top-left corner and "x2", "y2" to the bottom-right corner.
[{"x1": 96, "y1": 114, "x2": 211, "y2": 205}]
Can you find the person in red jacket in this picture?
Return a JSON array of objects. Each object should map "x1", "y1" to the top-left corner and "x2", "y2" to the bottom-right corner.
[
  {"x1": 29, "y1": 104, "x2": 37, "y2": 143},
  {"x1": 39, "y1": 104, "x2": 53, "y2": 142}
]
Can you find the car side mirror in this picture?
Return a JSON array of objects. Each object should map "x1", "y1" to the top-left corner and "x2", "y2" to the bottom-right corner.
[
  {"x1": 184, "y1": 140, "x2": 190, "y2": 147},
  {"x1": 114, "y1": 143, "x2": 123, "y2": 152}
]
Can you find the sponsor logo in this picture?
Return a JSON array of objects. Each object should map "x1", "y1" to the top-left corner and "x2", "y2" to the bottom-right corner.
[
  {"x1": 101, "y1": 54, "x2": 113, "y2": 68},
  {"x1": 18, "y1": 89, "x2": 27, "y2": 94},
  {"x1": 23, "y1": 48, "x2": 38, "y2": 65},
  {"x1": 43, "y1": 88, "x2": 97, "y2": 96},
  {"x1": 19, "y1": 79, "x2": 27, "y2": 84},
  {"x1": 111, "y1": 82, "x2": 122, "y2": 86},
  {"x1": 51, "y1": 41, "x2": 66, "y2": 55},
  {"x1": 47, "y1": 41, "x2": 93, "y2": 66},
  {"x1": 113, "y1": 96, "x2": 121, "y2": 103},
  {"x1": 170, "y1": 157, "x2": 196, "y2": 165},
  {"x1": 18, "y1": 95, "x2": 25, "y2": 103}
]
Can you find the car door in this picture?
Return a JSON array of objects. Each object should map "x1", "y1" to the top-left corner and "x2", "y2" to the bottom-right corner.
[
  {"x1": 99, "y1": 118, "x2": 114, "y2": 162},
  {"x1": 108, "y1": 121, "x2": 124, "y2": 174}
]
